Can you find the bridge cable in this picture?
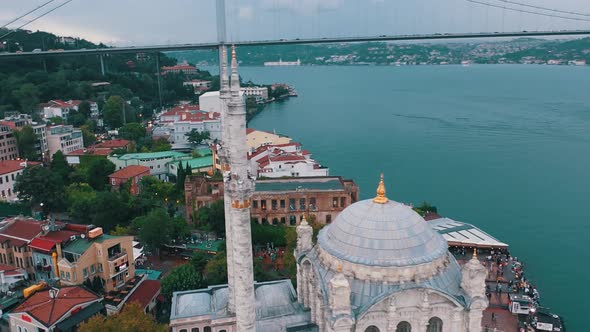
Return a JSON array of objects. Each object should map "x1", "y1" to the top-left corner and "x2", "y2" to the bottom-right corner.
[
  {"x1": 0, "y1": 0, "x2": 75, "y2": 41},
  {"x1": 0, "y1": 0, "x2": 58, "y2": 30},
  {"x1": 466, "y1": 0, "x2": 590, "y2": 22},
  {"x1": 495, "y1": 0, "x2": 590, "y2": 18}
]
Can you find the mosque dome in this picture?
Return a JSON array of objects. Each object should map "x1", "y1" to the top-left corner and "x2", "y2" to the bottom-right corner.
[{"x1": 317, "y1": 174, "x2": 448, "y2": 267}]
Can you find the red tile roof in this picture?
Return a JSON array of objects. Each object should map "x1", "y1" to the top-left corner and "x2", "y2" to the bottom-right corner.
[
  {"x1": 0, "y1": 160, "x2": 41, "y2": 175},
  {"x1": 13, "y1": 286, "x2": 100, "y2": 327},
  {"x1": 29, "y1": 238, "x2": 56, "y2": 252},
  {"x1": 127, "y1": 280, "x2": 161, "y2": 310},
  {"x1": 94, "y1": 139, "x2": 130, "y2": 149},
  {"x1": 68, "y1": 148, "x2": 112, "y2": 156},
  {"x1": 0, "y1": 218, "x2": 45, "y2": 246},
  {"x1": 109, "y1": 165, "x2": 150, "y2": 180},
  {"x1": 0, "y1": 264, "x2": 24, "y2": 276}
]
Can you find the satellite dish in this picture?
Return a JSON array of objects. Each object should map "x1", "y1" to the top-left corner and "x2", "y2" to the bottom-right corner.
[{"x1": 42, "y1": 225, "x2": 49, "y2": 231}]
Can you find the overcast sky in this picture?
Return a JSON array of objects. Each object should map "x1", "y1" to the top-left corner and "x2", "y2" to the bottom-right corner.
[{"x1": 2, "y1": 0, "x2": 590, "y2": 46}]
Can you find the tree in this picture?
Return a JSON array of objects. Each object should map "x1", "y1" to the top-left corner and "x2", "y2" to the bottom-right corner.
[
  {"x1": 185, "y1": 129, "x2": 210, "y2": 146},
  {"x1": 85, "y1": 158, "x2": 116, "y2": 191},
  {"x1": 161, "y1": 264, "x2": 205, "y2": 300},
  {"x1": 91, "y1": 276, "x2": 104, "y2": 294},
  {"x1": 176, "y1": 162, "x2": 185, "y2": 192},
  {"x1": 197, "y1": 199, "x2": 225, "y2": 236},
  {"x1": 79, "y1": 302, "x2": 167, "y2": 332},
  {"x1": 12, "y1": 83, "x2": 39, "y2": 114},
  {"x1": 81, "y1": 125, "x2": 96, "y2": 147},
  {"x1": 150, "y1": 137, "x2": 171, "y2": 152},
  {"x1": 78, "y1": 101, "x2": 92, "y2": 118},
  {"x1": 50, "y1": 150, "x2": 71, "y2": 184},
  {"x1": 103, "y1": 95, "x2": 125, "y2": 129},
  {"x1": 119, "y1": 122, "x2": 146, "y2": 142},
  {"x1": 49, "y1": 116, "x2": 64, "y2": 125},
  {"x1": 190, "y1": 252, "x2": 209, "y2": 274},
  {"x1": 66, "y1": 183, "x2": 96, "y2": 224},
  {"x1": 67, "y1": 110, "x2": 87, "y2": 127},
  {"x1": 14, "y1": 126, "x2": 38, "y2": 161},
  {"x1": 91, "y1": 191, "x2": 129, "y2": 231},
  {"x1": 136, "y1": 208, "x2": 172, "y2": 255},
  {"x1": 15, "y1": 166, "x2": 65, "y2": 213},
  {"x1": 204, "y1": 249, "x2": 227, "y2": 285}
]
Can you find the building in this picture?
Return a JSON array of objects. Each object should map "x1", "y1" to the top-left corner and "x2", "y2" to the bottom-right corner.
[
  {"x1": 161, "y1": 61, "x2": 198, "y2": 75},
  {"x1": 9, "y1": 286, "x2": 103, "y2": 332},
  {"x1": 249, "y1": 142, "x2": 329, "y2": 178},
  {"x1": 168, "y1": 153, "x2": 214, "y2": 178},
  {"x1": 29, "y1": 223, "x2": 87, "y2": 282},
  {"x1": 0, "y1": 111, "x2": 48, "y2": 156},
  {"x1": 66, "y1": 139, "x2": 131, "y2": 164},
  {"x1": 170, "y1": 111, "x2": 221, "y2": 149},
  {"x1": 126, "y1": 279, "x2": 161, "y2": 315},
  {"x1": 0, "y1": 264, "x2": 27, "y2": 290},
  {"x1": 108, "y1": 151, "x2": 190, "y2": 181},
  {"x1": 42, "y1": 100, "x2": 98, "y2": 121},
  {"x1": 241, "y1": 86, "x2": 269, "y2": 103},
  {"x1": 183, "y1": 79, "x2": 212, "y2": 94},
  {"x1": 246, "y1": 128, "x2": 292, "y2": 151},
  {"x1": 0, "y1": 160, "x2": 41, "y2": 201},
  {"x1": 159, "y1": 105, "x2": 201, "y2": 123},
  {"x1": 0, "y1": 125, "x2": 19, "y2": 161},
  {"x1": 57, "y1": 227, "x2": 136, "y2": 293},
  {"x1": 46, "y1": 125, "x2": 84, "y2": 159},
  {"x1": 108, "y1": 165, "x2": 150, "y2": 195},
  {"x1": 199, "y1": 90, "x2": 244, "y2": 115},
  {"x1": 0, "y1": 217, "x2": 46, "y2": 278}
]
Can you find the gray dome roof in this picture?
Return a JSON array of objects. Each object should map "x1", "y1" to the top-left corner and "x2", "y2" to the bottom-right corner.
[{"x1": 318, "y1": 199, "x2": 448, "y2": 267}]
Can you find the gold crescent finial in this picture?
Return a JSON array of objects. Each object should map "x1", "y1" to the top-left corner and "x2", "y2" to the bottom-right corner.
[{"x1": 373, "y1": 173, "x2": 388, "y2": 204}]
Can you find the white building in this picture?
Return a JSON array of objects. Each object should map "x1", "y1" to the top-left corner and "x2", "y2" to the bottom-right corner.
[
  {"x1": 248, "y1": 142, "x2": 329, "y2": 178},
  {"x1": 183, "y1": 80, "x2": 212, "y2": 94},
  {"x1": 42, "y1": 100, "x2": 98, "y2": 121},
  {"x1": 0, "y1": 160, "x2": 41, "y2": 201},
  {"x1": 246, "y1": 128, "x2": 292, "y2": 152},
  {"x1": 241, "y1": 86, "x2": 269, "y2": 103},
  {"x1": 199, "y1": 90, "x2": 244, "y2": 115},
  {"x1": 171, "y1": 112, "x2": 221, "y2": 149},
  {"x1": 108, "y1": 151, "x2": 190, "y2": 181},
  {"x1": 46, "y1": 125, "x2": 84, "y2": 159},
  {"x1": 0, "y1": 125, "x2": 19, "y2": 161}
]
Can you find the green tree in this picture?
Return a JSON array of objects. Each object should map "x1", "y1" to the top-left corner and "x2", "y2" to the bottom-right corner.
[
  {"x1": 91, "y1": 276, "x2": 104, "y2": 294},
  {"x1": 119, "y1": 122, "x2": 146, "y2": 142},
  {"x1": 14, "y1": 126, "x2": 38, "y2": 161},
  {"x1": 190, "y1": 252, "x2": 209, "y2": 274},
  {"x1": 80, "y1": 125, "x2": 96, "y2": 147},
  {"x1": 185, "y1": 129, "x2": 210, "y2": 146},
  {"x1": 50, "y1": 150, "x2": 71, "y2": 184},
  {"x1": 91, "y1": 191, "x2": 129, "y2": 231},
  {"x1": 176, "y1": 162, "x2": 185, "y2": 192},
  {"x1": 49, "y1": 116, "x2": 64, "y2": 125},
  {"x1": 204, "y1": 249, "x2": 227, "y2": 285},
  {"x1": 150, "y1": 137, "x2": 171, "y2": 152},
  {"x1": 85, "y1": 158, "x2": 116, "y2": 191},
  {"x1": 197, "y1": 200, "x2": 225, "y2": 236},
  {"x1": 161, "y1": 264, "x2": 205, "y2": 300},
  {"x1": 15, "y1": 166, "x2": 65, "y2": 213},
  {"x1": 103, "y1": 95, "x2": 125, "y2": 129},
  {"x1": 170, "y1": 216, "x2": 190, "y2": 241},
  {"x1": 66, "y1": 183, "x2": 96, "y2": 224},
  {"x1": 136, "y1": 208, "x2": 172, "y2": 255},
  {"x1": 12, "y1": 83, "x2": 39, "y2": 114},
  {"x1": 78, "y1": 101, "x2": 92, "y2": 118},
  {"x1": 67, "y1": 110, "x2": 87, "y2": 127},
  {"x1": 79, "y1": 302, "x2": 167, "y2": 332}
]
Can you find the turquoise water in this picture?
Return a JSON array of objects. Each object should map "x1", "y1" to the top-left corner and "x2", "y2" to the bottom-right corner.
[{"x1": 242, "y1": 65, "x2": 590, "y2": 330}]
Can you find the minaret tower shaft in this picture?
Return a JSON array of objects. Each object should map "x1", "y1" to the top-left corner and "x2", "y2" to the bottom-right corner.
[
  {"x1": 218, "y1": 44, "x2": 235, "y2": 313},
  {"x1": 224, "y1": 46, "x2": 256, "y2": 331}
]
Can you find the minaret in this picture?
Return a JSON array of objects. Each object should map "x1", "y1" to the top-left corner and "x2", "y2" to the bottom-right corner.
[
  {"x1": 226, "y1": 46, "x2": 256, "y2": 331},
  {"x1": 218, "y1": 45, "x2": 236, "y2": 313}
]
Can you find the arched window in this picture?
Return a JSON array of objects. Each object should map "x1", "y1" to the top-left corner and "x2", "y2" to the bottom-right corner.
[
  {"x1": 365, "y1": 326, "x2": 380, "y2": 332},
  {"x1": 191, "y1": 328, "x2": 199, "y2": 332},
  {"x1": 427, "y1": 317, "x2": 443, "y2": 332},
  {"x1": 203, "y1": 327, "x2": 211, "y2": 332},
  {"x1": 396, "y1": 321, "x2": 411, "y2": 332}
]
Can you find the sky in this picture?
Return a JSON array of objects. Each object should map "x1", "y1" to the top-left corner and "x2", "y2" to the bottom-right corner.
[{"x1": 2, "y1": 0, "x2": 590, "y2": 46}]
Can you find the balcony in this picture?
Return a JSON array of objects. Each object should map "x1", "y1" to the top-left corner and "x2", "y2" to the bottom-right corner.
[{"x1": 108, "y1": 250, "x2": 127, "y2": 262}]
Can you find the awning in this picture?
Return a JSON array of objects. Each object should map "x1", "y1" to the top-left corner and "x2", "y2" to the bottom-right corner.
[
  {"x1": 429, "y1": 217, "x2": 509, "y2": 249},
  {"x1": 29, "y1": 238, "x2": 56, "y2": 252},
  {"x1": 55, "y1": 301, "x2": 104, "y2": 331}
]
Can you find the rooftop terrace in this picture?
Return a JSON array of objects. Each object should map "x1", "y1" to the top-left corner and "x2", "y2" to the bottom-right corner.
[{"x1": 255, "y1": 177, "x2": 345, "y2": 193}]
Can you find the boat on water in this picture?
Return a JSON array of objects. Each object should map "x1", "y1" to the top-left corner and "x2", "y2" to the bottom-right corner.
[
  {"x1": 264, "y1": 59, "x2": 301, "y2": 66},
  {"x1": 462, "y1": 60, "x2": 474, "y2": 66}
]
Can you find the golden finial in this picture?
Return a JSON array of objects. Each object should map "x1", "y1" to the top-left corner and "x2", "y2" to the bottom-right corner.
[
  {"x1": 337, "y1": 263, "x2": 343, "y2": 273},
  {"x1": 473, "y1": 247, "x2": 478, "y2": 259},
  {"x1": 231, "y1": 45, "x2": 237, "y2": 60},
  {"x1": 373, "y1": 173, "x2": 389, "y2": 204}
]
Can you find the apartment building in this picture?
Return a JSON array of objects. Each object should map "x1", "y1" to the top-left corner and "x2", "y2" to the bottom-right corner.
[
  {"x1": 46, "y1": 125, "x2": 84, "y2": 159},
  {"x1": 0, "y1": 112, "x2": 48, "y2": 159},
  {"x1": 0, "y1": 160, "x2": 41, "y2": 201},
  {"x1": 0, "y1": 125, "x2": 19, "y2": 161},
  {"x1": 58, "y1": 227, "x2": 135, "y2": 292},
  {"x1": 0, "y1": 218, "x2": 46, "y2": 279}
]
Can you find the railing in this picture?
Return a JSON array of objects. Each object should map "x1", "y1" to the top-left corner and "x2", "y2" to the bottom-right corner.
[{"x1": 108, "y1": 250, "x2": 127, "y2": 262}]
